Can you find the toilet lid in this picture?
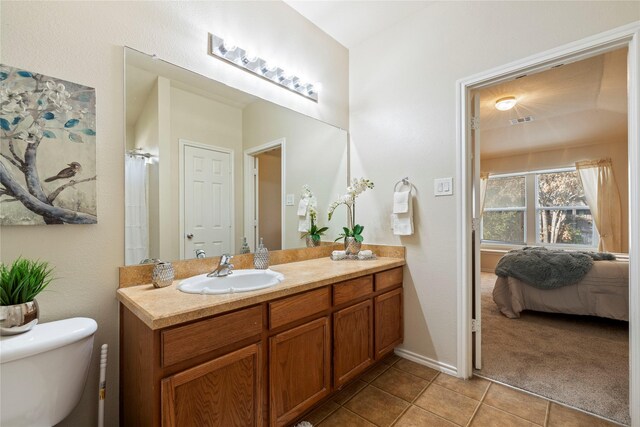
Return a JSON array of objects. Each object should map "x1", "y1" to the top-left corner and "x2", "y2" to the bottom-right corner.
[{"x1": 0, "y1": 317, "x2": 97, "y2": 363}]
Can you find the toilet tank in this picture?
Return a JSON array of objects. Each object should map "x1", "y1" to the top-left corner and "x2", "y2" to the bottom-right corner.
[{"x1": 0, "y1": 317, "x2": 97, "y2": 427}]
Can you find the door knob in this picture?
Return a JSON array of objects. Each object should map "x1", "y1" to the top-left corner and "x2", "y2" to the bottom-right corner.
[{"x1": 186, "y1": 233, "x2": 194, "y2": 239}]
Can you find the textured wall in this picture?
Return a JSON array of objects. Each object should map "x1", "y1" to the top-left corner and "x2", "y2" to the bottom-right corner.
[{"x1": 0, "y1": 2, "x2": 348, "y2": 426}]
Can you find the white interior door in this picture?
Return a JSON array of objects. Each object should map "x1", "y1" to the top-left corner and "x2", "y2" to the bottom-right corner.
[
  {"x1": 472, "y1": 92, "x2": 482, "y2": 370},
  {"x1": 183, "y1": 145, "x2": 232, "y2": 259}
]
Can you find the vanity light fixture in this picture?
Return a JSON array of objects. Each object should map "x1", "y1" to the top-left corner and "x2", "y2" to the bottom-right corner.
[
  {"x1": 208, "y1": 33, "x2": 319, "y2": 102},
  {"x1": 495, "y1": 96, "x2": 517, "y2": 111}
]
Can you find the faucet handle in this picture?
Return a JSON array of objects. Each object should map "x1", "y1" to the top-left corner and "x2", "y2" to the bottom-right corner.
[{"x1": 220, "y1": 253, "x2": 233, "y2": 263}]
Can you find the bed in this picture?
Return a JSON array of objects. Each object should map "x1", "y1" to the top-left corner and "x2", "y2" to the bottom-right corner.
[{"x1": 493, "y1": 258, "x2": 629, "y2": 321}]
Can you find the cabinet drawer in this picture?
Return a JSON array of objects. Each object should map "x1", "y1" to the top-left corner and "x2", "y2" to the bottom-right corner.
[
  {"x1": 375, "y1": 267, "x2": 403, "y2": 291},
  {"x1": 269, "y1": 287, "x2": 330, "y2": 329},
  {"x1": 333, "y1": 275, "x2": 373, "y2": 306},
  {"x1": 162, "y1": 306, "x2": 262, "y2": 367}
]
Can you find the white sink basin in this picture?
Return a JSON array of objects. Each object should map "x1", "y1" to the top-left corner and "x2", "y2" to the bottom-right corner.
[{"x1": 177, "y1": 269, "x2": 285, "y2": 295}]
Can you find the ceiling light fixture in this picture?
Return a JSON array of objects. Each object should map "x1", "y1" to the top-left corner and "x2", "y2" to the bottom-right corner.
[
  {"x1": 495, "y1": 96, "x2": 517, "y2": 111},
  {"x1": 208, "y1": 33, "x2": 319, "y2": 102}
]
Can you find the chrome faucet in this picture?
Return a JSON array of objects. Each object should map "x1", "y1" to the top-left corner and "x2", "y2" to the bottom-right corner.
[
  {"x1": 207, "y1": 254, "x2": 234, "y2": 277},
  {"x1": 195, "y1": 249, "x2": 206, "y2": 259}
]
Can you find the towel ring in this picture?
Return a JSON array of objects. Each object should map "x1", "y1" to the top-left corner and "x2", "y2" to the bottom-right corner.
[{"x1": 394, "y1": 177, "x2": 412, "y2": 193}]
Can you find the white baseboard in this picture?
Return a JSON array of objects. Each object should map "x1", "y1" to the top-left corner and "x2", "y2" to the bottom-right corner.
[{"x1": 394, "y1": 348, "x2": 458, "y2": 377}]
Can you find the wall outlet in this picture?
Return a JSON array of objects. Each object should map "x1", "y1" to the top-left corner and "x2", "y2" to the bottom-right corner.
[
  {"x1": 286, "y1": 194, "x2": 295, "y2": 206},
  {"x1": 434, "y1": 177, "x2": 453, "y2": 196}
]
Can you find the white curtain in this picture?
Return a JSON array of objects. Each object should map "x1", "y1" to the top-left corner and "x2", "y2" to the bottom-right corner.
[
  {"x1": 576, "y1": 158, "x2": 622, "y2": 252},
  {"x1": 125, "y1": 155, "x2": 149, "y2": 264},
  {"x1": 479, "y1": 172, "x2": 490, "y2": 217}
]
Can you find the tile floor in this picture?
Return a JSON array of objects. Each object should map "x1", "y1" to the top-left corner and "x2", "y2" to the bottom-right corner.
[{"x1": 302, "y1": 355, "x2": 620, "y2": 427}]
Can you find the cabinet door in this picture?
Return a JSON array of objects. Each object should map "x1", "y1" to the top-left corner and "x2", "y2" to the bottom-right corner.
[
  {"x1": 375, "y1": 288, "x2": 404, "y2": 359},
  {"x1": 269, "y1": 317, "x2": 330, "y2": 427},
  {"x1": 161, "y1": 343, "x2": 262, "y2": 427},
  {"x1": 333, "y1": 300, "x2": 374, "y2": 387}
]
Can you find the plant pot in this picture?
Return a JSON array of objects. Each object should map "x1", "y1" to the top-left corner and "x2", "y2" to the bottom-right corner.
[
  {"x1": 344, "y1": 237, "x2": 362, "y2": 255},
  {"x1": 0, "y1": 300, "x2": 39, "y2": 336},
  {"x1": 306, "y1": 236, "x2": 321, "y2": 247}
]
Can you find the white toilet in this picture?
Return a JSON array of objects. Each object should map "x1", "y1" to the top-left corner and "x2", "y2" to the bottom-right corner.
[{"x1": 0, "y1": 317, "x2": 97, "y2": 427}]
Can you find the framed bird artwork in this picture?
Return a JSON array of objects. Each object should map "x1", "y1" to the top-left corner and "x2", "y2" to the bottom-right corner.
[{"x1": 0, "y1": 64, "x2": 97, "y2": 225}]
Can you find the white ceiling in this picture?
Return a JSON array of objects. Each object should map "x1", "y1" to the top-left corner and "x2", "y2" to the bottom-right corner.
[
  {"x1": 478, "y1": 48, "x2": 628, "y2": 158},
  {"x1": 284, "y1": 0, "x2": 431, "y2": 48}
]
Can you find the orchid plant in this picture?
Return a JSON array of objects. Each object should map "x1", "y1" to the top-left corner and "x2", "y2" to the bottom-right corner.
[
  {"x1": 328, "y1": 178, "x2": 374, "y2": 242},
  {"x1": 300, "y1": 185, "x2": 328, "y2": 244}
]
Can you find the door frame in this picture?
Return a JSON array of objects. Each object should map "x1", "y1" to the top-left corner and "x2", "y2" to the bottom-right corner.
[
  {"x1": 455, "y1": 21, "x2": 640, "y2": 425},
  {"x1": 178, "y1": 139, "x2": 235, "y2": 259},
  {"x1": 243, "y1": 138, "x2": 286, "y2": 251}
]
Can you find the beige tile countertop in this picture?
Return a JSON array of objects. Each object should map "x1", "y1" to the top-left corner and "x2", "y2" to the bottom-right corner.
[{"x1": 117, "y1": 256, "x2": 405, "y2": 330}]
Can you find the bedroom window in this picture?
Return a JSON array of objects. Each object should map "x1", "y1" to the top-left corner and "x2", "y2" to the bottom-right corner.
[
  {"x1": 481, "y1": 168, "x2": 597, "y2": 247},
  {"x1": 482, "y1": 175, "x2": 526, "y2": 244},
  {"x1": 535, "y1": 170, "x2": 596, "y2": 246}
]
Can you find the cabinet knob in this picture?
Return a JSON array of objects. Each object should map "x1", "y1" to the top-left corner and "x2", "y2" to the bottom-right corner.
[{"x1": 186, "y1": 233, "x2": 194, "y2": 239}]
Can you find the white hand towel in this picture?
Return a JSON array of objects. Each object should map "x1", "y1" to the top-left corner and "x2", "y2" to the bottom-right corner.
[
  {"x1": 393, "y1": 190, "x2": 410, "y2": 214},
  {"x1": 331, "y1": 250, "x2": 347, "y2": 260},
  {"x1": 392, "y1": 193, "x2": 414, "y2": 235},
  {"x1": 297, "y1": 198, "x2": 309, "y2": 216},
  {"x1": 298, "y1": 216, "x2": 310, "y2": 232}
]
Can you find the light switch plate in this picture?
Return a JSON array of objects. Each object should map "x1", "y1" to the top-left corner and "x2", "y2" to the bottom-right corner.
[
  {"x1": 434, "y1": 177, "x2": 453, "y2": 196},
  {"x1": 286, "y1": 194, "x2": 295, "y2": 206}
]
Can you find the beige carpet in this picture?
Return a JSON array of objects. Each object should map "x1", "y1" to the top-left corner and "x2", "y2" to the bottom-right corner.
[{"x1": 477, "y1": 272, "x2": 629, "y2": 425}]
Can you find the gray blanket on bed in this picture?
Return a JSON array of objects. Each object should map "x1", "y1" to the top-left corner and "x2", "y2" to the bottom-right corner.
[{"x1": 495, "y1": 247, "x2": 616, "y2": 289}]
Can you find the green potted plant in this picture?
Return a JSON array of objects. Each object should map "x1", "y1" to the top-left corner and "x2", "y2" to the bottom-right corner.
[
  {"x1": 328, "y1": 178, "x2": 374, "y2": 255},
  {"x1": 301, "y1": 207, "x2": 328, "y2": 247},
  {"x1": 336, "y1": 224, "x2": 364, "y2": 246},
  {"x1": 0, "y1": 258, "x2": 54, "y2": 335}
]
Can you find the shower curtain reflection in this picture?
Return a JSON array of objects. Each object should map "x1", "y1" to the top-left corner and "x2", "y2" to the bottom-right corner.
[{"x1": 125, "y1": 155, "x2": 149, "y2": 265}]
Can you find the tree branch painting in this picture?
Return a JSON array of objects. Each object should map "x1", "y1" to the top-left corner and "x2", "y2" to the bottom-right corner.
[{"x1": 0, "y1": 65, "x2": 97, "y2": 225}]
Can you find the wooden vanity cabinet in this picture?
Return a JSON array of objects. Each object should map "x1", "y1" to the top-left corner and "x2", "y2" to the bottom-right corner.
[{"x1": 120, "y1": 265, "x2": 404, "y2": 427}]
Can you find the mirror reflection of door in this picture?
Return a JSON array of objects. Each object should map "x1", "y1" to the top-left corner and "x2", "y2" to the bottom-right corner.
[
  {"x1": 254, "y1": 148, "x2": 282, "y2": 251},
  {"x1": 183, "y1": 143, "x2": 232, "y2": 259}
]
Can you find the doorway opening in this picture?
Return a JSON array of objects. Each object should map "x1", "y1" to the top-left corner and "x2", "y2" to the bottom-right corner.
[
  {"x1": 244, "y1": 138, "x2": 285, "y2": 252},
  {"x1": 474, "y1": 46, "x2": 629, "y2": 424},
  {"x1": 456, "y1": 23, "x2": 640, "y2": 426}
]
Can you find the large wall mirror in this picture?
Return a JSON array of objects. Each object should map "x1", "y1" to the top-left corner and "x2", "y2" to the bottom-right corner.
[{"x1": 124, "y1": 48, "x2": 348, "y2": 265}]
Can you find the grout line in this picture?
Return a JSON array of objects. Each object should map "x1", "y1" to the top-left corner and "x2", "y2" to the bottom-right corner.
[
  {"x1": 337, "y1": 381, "x2": 368, "y2": 407},
  {"x1": 480, "y1": 382, "x2": 492, "y2": 402},
  {"x1": 389, "y1": 405, "x2": 411, "y2": 426},
  {"x1": 481, "y1": 402, "x2": 545, "y2": 426},
  {"x1": 346, "y1": 384, "x2": 410, "y2": 427},
  {"x1": 411, "y1": 373, "x2": 436, "y2": 404},
  {"x1": 320, "y1": 400, "x2": 342, "y2": 425},
  {"x1": 544, "y1": 401, "x2": 550, "y2": 427},
  {"x1": 339, "y1": 406, "x2": 376, "y2": 426},
  {"x1": 465, "y1": 382, "x2": 492, "y2": 427}
]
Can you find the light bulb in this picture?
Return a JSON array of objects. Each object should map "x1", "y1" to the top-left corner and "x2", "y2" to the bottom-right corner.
[{"x1": 495, "y1": 96, "x2": 517, "y2": 111}]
